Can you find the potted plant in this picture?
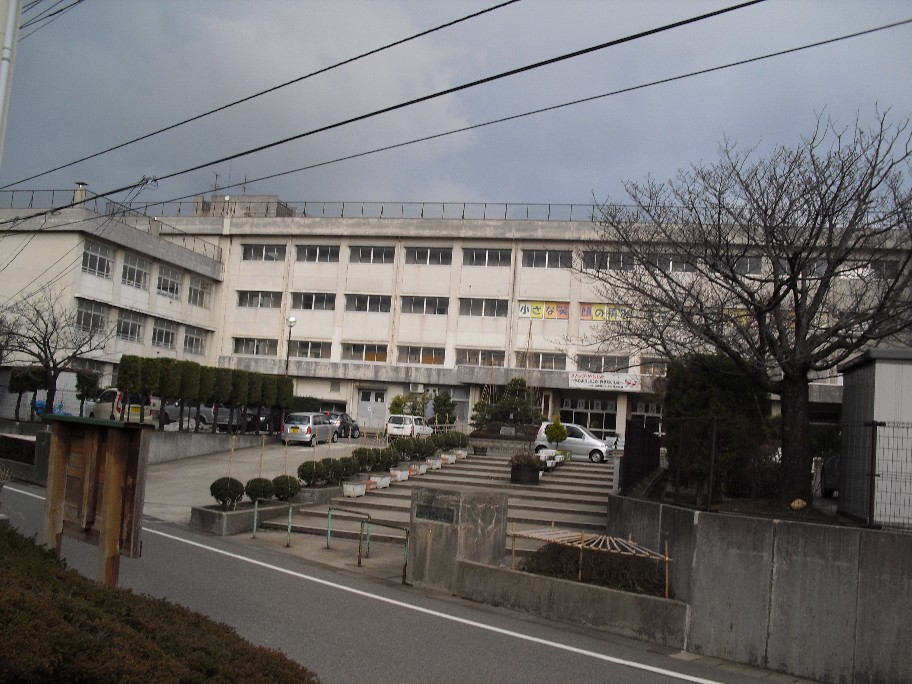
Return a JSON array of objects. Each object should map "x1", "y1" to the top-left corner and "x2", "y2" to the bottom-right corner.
[{"x1": 510, "y1": 452, "x2": 543, "y2": 485}]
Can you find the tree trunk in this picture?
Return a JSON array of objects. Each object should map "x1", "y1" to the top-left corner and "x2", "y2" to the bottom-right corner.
[
  {"x1": 45, "y1": 369, "x2": 57, "y2": 415},
  {"x1": 779, "y1": 375, "x2": 813, "y2": 504}
]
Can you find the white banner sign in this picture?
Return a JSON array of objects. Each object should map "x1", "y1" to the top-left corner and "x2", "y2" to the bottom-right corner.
[{"x1": 568, "y1": 372, "x2": 642, "y2": 392}]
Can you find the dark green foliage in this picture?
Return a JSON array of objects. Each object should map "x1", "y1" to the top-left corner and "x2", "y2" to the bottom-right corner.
[
  {"x1": 247, "y1": 372, "x2": 263, "y2": 408},
  {"x1": 320, "y1": 458, "x2": 343, "y2": 485},
  {"x1": 351, "y1": 448, "x2": 378, "y2": 472},
  {"x1": 290, "y1": 395, "x2": 322, "y2": 412},
  {"x1": 664, "y1": 353, "x2": 774, "y2": 500},
  {"x1": 245, "y1": 477, "x2": 275, "y2": 503},
  {"x1": 159, "y1": 358, "x2": 182, "y2": 401},
  {"x1": 469, "y1": 399, "x2": 492, "y2": 430},
  {"x1": 378, "y1": 448, "x2": 399, "y2": 470},
  {"x1": 297, "y1": 460, "x2": 327, "y2": 486},
  {"x1": 417, "y1": 437, "x2": 438, "y2": 458},
  {"x1": 213, "y1": 368, "x2": 233, "y2": 404},
  {"x1": 230, "y1": 368, "x2": 249, "y2": 407},
  {"x1": 432, "y1": 391, "x2": 457, "y2": 425},
  {"x1": 209, "y1": 477, "x2": 244, "y2": 510},
  {"x1": 471, "y1": 379, "x2": 541, "y2": 429},
  {"x1": 277, "y1": 377, "x2": 294, "y2": 410},
  {"x1": 140, "y1": 357, "x2": 160, "y2": 396},
  {"x1": 179, "y1": 361, "x2": 201, "y2": 402},
  {"x1": 198, "y1": 365, "x2": 216, "y2": 404},
  {"x1": 117, "y1": 355, "x2": 142, "y2": 392},
  {"x1": 392, "y1": 437, "x2": 419, "y2": 460},
  {"x1": 519, "y1": 542, "x2": 667, "y2": 597},
  {"x1": 545, "y1": 416, "x2": 568, "y2": 447},
  {"x1": 0, "y1": 525, "x2": 320, "y2": 683},
  {"x1": 272, "y1": 474, "x2": 301, "y2": 501},
  {"x1": 337, "y1": 457, "x2": 358, "y2": 480},
  {"x1": 260, "y1": 374, "x2": 278, "y2": 409},
  {"x1": 74, "y1": 370, "x2": 100, "y2": 417},
  {"x1": 510, "y1": 452, "x2": 544, "y2": 469}
]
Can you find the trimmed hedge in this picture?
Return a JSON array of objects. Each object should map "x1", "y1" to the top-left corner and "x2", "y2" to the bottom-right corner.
[
  {"x1": 272, "y1": 474, "x2": 301, "y2": 501},
  {"x1": 210, "y1": 477, "x2": 244, "y2": 510},
  {"x1": 245, "y1": 477, "x2": 275, "y2": 503}
]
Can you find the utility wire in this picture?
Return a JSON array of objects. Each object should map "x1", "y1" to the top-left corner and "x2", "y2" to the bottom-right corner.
[
  {"x1": 2, "y1": 0, "x2": 522, "y2": 188},
  {"x1": 0, "y1": 0, "x2": 768, "y2": 223},
  {"x1": 132, "y1": 17, "x2": 912, "y2": 215},
  {"x1": 19, "y1": 0, "x2": 83, "y2": 41}
]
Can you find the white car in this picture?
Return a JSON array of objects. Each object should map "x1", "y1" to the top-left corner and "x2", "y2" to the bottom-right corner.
[
  {"x1": 384, "y1": 414, "x2": 434, "y2": 440},
  {"x1": 87, "y1": 388, "x2": 160, "y2": 424}
]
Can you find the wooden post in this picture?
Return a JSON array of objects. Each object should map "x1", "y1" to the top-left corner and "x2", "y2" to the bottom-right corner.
[
  {"x1": 43, "y1": 421, "x2": 71, "y2": 555},
  {"x1": 97, "y1": 429, "x2": 128, "y2": 588}
]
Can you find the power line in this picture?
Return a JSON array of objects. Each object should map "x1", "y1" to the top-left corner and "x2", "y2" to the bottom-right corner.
[
  {"x1": 131, "y1": 17, "x2": 912, "y2": 214},
  {"x1": 19, "y1": 0, "x2": 83, "y2": 41},
  {"x1": 0, "y1": 0, "x2": 769, "y2": 222},
  {"x1": 2, "y1": 0, "x2": 522, "y2": 188}
]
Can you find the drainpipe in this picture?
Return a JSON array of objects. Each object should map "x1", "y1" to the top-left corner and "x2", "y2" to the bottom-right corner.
[{"x1": 0, "y1": 0, "x2": 20, "y2": 171}]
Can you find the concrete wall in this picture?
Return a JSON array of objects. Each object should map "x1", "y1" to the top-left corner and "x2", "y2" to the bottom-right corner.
[
  {"x1": 606, "y1": 494, "x2": 912, "y2": 684},
  {"x1": 455, "y1": 561, "x2": 688, "y2": 649},
  {"x1": 146, "y1": 431, "x2": 275, "y2": 464}
]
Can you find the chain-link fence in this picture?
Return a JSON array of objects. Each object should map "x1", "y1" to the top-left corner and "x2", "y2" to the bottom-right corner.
[{"x1": 839, "y1": 421, "x2": 912, "y2": 532}]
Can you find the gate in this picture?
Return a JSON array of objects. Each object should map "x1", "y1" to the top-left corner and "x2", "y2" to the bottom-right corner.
[{"x1": 619, "y1": 417, "x2": 661, "y2": 494}]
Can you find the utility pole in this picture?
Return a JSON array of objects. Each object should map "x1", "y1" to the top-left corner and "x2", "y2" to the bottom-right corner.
[{"x1": 0, "y1": 0, "x2": 21, "y2": 172}]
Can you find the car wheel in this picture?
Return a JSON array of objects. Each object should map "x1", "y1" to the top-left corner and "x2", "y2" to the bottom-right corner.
[
  {"x1": 331, "y1": 431, "x2": 338, "y2": 443},
  {"x1": 534, "y1": 445, "x2": 546, "y2": 453},
  {"x1": 352, "y1": 428, "x2": 360, "y2": 439},
  {"x1": 589, "y1": 450, "x2": 604, "y2": 463}
]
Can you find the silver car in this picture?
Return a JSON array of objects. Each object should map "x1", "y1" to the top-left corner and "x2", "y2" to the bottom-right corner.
[
  {"x1": 282, "y1": 412, "x2": 337, "y2": 446},
  {"x1": 533, "y1": 421, "x2": 613, "y2": 463}
]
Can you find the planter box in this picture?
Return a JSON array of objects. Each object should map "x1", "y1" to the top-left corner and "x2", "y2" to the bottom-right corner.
[
  {"x1": 441, "y1": 453, "x2": 457, "y2": 465},
  {"x1": 510, "y1": 465, "x2": 540, "y2": 485},
  {"x1": 454, "y1": 449, "x2": 468, "y2": 460},
  {"x1": 369, "y1": 475, "x2": 391, "y2": 489},
  {"x1": 537, "y1": 448, "x2": 558, "y2": 458},
  {"x1": 389, "y1": 468, "x2": 409, "y2": 482},
  {"x1": 190, "y1": 501, "x2": 290, "y2": 536},
  {"x1": 426, "y1": 457, "x2": 442, "y2": 469},
  {"x1": 342, "y1": 482, "x2": 366, "y2": 497}
]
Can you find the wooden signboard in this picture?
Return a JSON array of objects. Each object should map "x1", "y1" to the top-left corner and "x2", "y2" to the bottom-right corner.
[{"x1": 42, "y1": 415, "x2": 151, "y2": 587}]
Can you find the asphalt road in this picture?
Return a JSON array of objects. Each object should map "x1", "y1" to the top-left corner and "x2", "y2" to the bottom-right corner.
[{"x1": 1, "y1": 483, "x2": 771, "y2": 684}]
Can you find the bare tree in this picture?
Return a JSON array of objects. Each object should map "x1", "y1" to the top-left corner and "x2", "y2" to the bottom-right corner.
[
  {"x1": 6, "y1": 287, "x2": 115, "y2": 413},
  {"x1": 581, "y1": 113, "x2": 912, "y2": 504}
]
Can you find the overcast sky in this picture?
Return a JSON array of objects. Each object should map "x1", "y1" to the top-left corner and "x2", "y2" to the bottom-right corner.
[{"x1": 1, "y1": 0, "x2": 910, "y2": 210}]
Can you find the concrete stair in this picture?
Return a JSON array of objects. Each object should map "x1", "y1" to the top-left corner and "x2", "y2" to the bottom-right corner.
[{"x1": 261, "y1": 452, "x2": 615, "y2": 550}]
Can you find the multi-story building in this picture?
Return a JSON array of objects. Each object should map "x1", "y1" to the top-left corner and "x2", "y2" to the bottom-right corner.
[{"x1": 0, "y1": 186, "x2": 840, "y2": 435}]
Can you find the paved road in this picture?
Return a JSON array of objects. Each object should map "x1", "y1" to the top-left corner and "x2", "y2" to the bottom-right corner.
[{"x1": 0, "y1": 482, "x2": 790, "y2": 684}]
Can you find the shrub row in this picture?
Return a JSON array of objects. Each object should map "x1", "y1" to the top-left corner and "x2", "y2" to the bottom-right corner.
[{"x1": 208, "y1": 431, "x2": 470, "y2": 505}]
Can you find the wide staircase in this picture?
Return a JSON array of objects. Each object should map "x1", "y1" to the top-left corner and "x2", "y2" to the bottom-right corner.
[{"x1": 261, "y1": 451, "x2": 615, "y2": 552}]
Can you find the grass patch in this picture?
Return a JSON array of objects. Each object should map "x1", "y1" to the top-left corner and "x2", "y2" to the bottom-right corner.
[{"x1": 0, "y1": 524, "x2": 320, "y2": 683}]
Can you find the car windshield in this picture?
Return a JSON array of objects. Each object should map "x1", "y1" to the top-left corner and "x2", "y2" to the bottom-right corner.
[
  {"x1": 286, "y1": 414, "x2": 309, "y2": 425},
  {"x1": 389, "y1": 416, "x2": 404, "y2": 425}
]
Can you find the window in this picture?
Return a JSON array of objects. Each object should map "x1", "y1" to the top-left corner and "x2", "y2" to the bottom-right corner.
[
  {"x1": 291, "y1": 292, "x2": 336, "y2": 310},
  {"x1": 405, "y1": 247, "x2": 452, "y2": 265},
  {"x1": 233, "y1": 338, "x2": 278, "y2": 355},
  {"x1": 522, "y1": 249, "x2": 572, "y2": 269},
  {"x1": 82, "y1": 240, "x2": 113, "y2": 278},
  {"x1": 647, "y1": 254, "x2": 696, "y2": 273},
  {"x1": 345, "y1": 294, "x2": 391, "y2": 312},
  {"x1": 350, "y1": 246, "x2": 395, "y2": 264},
  {"x1": 459, "y1": 298, "x2": 508, "y2": 317},
  {"x1": 399, "y1": 346, "x2": 445, "y2": 365},
  {"x1": 121, "y1": 253, "x2": 150, "y2": 290},
  {"x1": 463, "y1": 247, "x2": 511, "y2": 267},
  {"x1": 735, "y1": 256, "x2": 763, "y2": 275},
  {"x1": 76, "y1": 299, "x2": 108, "y2": 333},
  {"x1": 237, "y1": 290, "x2": 282, "y2": 308},
  {"x1": 188, "y1": 277, "x2": 211, "y2": 308},
  {"x1": 577, "y1": 355, "x2": 629, "y2": 373},
  {"x1": 296, "y1": 245, "x2": 339, "y2": 262},
  {"x1": 401, "y1": 295, "x2": 449, "y2": 315},
  {"x1": 70, "y1": 358, "x2": 106, "y2": 374},
  {"x1": 289, "y1": 340, "x2": 330, "y2": 358},
  {"x1": 516, "y1": 351, "x2": 566, "y2": 370},
  {"x1": 455, "y1": 348, "x2": 505, "y2": 366},
  {"x1": 151, "y1": 319, "x2": 177, "y2": 349},
  {"x1": 639, "y1": 356, "x2": 667, "y2": 376},
  {"x1": 116, "y1": 310, "x2": 145, "y2": 342},
  {"x1": 342, "y1": 343, "x2": 387, "y2": 362},
  {"x1": 242, "y1": 243, "x2": 286, "y2": 261},
  {"x1": 183, "y1": 326, "x2": 207, "y2": 355},
  {"x1": 582, "y1": 251, "x2": 632, "y2": 271},
  {"x1": 157, "y1": 266, "x2": 182, "y2": 299}
]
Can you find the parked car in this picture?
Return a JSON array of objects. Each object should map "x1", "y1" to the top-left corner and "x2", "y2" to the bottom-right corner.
[
  {"x1": 533, "y1": 421, "x2": 614, "y2": 463},
  {"x1": 384, "y1": 414, "x2": 434, "y2": 440},
  {"x1": 282, "y1": 412, "x2": 337, "y2": 446},
  {"x1": 243, "y1": 409, "x2": 277, "y2": 433},
  {"x1": 87, "y1": 388, "x2": 161, "y2": 424},
  {"x1": 326, "y1": 411, "x2": 361, "y2": 438},
  {"x1": 162, "y1": 401, "x2": 215, "y2": 427}
]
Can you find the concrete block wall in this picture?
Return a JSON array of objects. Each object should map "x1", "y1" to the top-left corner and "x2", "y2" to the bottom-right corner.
[{"x1": 606, "y1": 494, "x2": 912, "y2": 683}]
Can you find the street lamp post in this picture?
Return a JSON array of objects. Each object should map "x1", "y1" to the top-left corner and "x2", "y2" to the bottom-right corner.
[{"x1": 285, "y1": 315, "x2": 296, "y2": 375}]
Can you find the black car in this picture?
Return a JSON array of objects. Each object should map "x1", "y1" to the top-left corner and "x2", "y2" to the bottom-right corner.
[{"x1": 326, "y1": 411, "x2": 361, "y2": 438}]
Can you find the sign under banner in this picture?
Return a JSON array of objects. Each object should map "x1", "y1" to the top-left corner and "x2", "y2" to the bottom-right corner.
[{"x1": 569, "y1": 372, "x2": 643, "y2": 392}]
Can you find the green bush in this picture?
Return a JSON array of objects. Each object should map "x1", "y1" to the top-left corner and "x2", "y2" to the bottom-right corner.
[
  {"x1": 379, "y1": 447, "x2": 399, "y2": 470},
  {"x1": 245, "y1": 477, "x2": 275, "y2": 503},
  {"x1": 297, "y1": 460, "x2": 327, "y2": 486},
  {"x1": 320, "y1": 458, "x2": 343, "y2": 485},
  {"x1": 394, "y1": 437, "x2": 420, "y2": 460},
  {"x1": 209, "y1": 477, "x2": 244, "y2": 509},
  {"x1": 337, "y1": 456, "x2": 358, "y2": 480},
  {"x1": 417, "y1": 437, "x2": 438, "y2": 458},
  {"x1": 351, "y1": 448, "x2": 377, "y2": 472},
  {"x1": 272, "y1": 474, "x2": 301, "y2": 501}
]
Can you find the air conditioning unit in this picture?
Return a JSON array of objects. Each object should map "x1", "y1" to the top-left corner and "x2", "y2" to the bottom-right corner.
[{"x1": 409, "y1": 383, "x2": 425, "y2": 393}]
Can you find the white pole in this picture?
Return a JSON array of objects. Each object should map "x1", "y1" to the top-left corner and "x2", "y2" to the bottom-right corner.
[{"x1": 0, "y1": 0, "x2": 21, "y2": 171}]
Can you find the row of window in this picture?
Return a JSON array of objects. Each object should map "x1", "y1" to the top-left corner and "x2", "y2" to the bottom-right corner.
[
  {"x1": 82, "y1": 241, "x2": 213, "y2": 308},
  {"x1": 76, "y1": 299, "x2": 209, "y2": 355},
  {"x1": 231, "y1": 337, "x2": 664, "y2": 374},
  {"x1": 236, "y1": 292, "x2": 513, "y2": 317}
]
